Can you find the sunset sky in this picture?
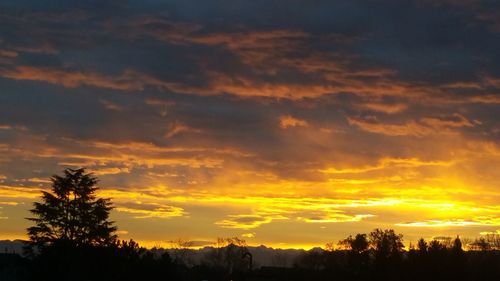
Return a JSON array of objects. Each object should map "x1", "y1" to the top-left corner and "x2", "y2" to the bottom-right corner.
[{"x1": 1, "y1": 0, "x2": 500, "y2": 249}]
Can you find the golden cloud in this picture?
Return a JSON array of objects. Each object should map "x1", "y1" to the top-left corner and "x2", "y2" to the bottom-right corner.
[
  {"x1": 215, "y1": 214, "x2": 276, "y2": 230},
  {"x1": 396, "y1": 218, "x2": 500, "y2": 227},
  {"x1": 115, "y1": 202, "x2": 185, "y2": 219},
  {"x1": 90, "y1": 167, "x2": 131, "y2": 176},
  {"x1": 299, "y1": 213, "x2": 374, "y2": 223},
  {"x1": 0, "y1": 185, "x2": 43, "y2": 199},
  {"x1": 0, "y1": 201, "x2": 18, "y2": 206}
]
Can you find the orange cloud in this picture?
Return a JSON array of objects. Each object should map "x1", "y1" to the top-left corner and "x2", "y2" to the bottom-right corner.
[
  {"x1": 347, "y1": 117, "x2": 433, "y2": 136},
  {"x1": 320, "y1": 157, "x2": 455, "y2": 174},
  {"x1": 29, "y1": 140, "x2": 227, "y2": 169},
  {"x1": 347, "y1": 114, "x2": 478, "y2": 136},
  {"x1": 0, "y1": 50, "x2": 18, "y2": 58},
  {"x1": 0, "y1": 185, "x2": 43, "y2": 199},
  {"x1": 468, "y1": 94, "x2": 500, "y2": 104},
  {"x1": 0, "y1": 66, "x2": 145, "y2": 91},
  {"x1": 420, "y1": 114, "x2": 479, "y2": 128},
  {"x1": 358, "y1": 102, "x2": 408, "y2": 114},
  {"x1": 90, "y1": 167, "x2": 131, "y2": 176},
  {"x1": 279, "y1": 115, "x2": 309, "y2": 129},
  {"x1": 164, "y1": 122, "x2": 202, "y2": 138}
]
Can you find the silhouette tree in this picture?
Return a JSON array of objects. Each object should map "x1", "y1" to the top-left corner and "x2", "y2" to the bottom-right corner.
[
  {"x1": 470, "y1": 237, "x2": 491, "y2": 251},
  {"x1": 452, "y1": 236, "x2": 463, "y2": 253},
  {"x1": 417, "y1": 238, "x2": 427, "y2": 254},
  {"x1": 368, "y1": 228, "x2": 404, "y2": 279},
  {"x1": 338, "y1": 233, "x2": 370, "y2": 279},
  {"x1": 369, "y1": 228, "x2": 404, "y2": 259},
  {"x1": 27, "y1": 168, "x2": 117, "y2": 249},
  {"x1": 428, "y1": 239, "x2": 446, "y2": 252},
  {"x1": 485, "y1": 233, "x2": 500, "y2": 250},
  {"x1": 339, "y1": 233, "x2": 369, "y2": 254}
]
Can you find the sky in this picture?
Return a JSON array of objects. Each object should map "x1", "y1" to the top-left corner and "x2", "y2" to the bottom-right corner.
[{"x1": 1, "y1": 0, "x2": 500, "y2": 249}]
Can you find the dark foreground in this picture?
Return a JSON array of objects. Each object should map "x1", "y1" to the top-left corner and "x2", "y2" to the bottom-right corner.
[{"x1": 1, "y1": 242, "x2": 499, "y2": 281}]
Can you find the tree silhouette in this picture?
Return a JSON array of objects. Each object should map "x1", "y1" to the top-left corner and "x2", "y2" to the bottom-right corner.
[
  {"x1": 452, "y1": 236, "x2": 463, "y2": 253},
  {"x1": 27, "y1": 168, "x2": 117, "y2": 249},
  {"x1": 369, "y1": 228, "x2": 404, "y2": 259},
  {"x1": 339, "y1": 233, "x2": 369, "y2": 254},
  {"x1": 428, "y1": 239, "x2": 446, "y2": 252},
  {"x1": 338, "y1": 233, "x2": 370, "y2": 279},
  {"x1": 368, "y1": 228, "x2": 404, "y2": 279},
  {"x1": 417, "y1": 238, "x2": 427, "y2": 254}
]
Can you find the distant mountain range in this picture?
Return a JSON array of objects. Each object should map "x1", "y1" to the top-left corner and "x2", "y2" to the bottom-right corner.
[
  {"x1": 163, "y1": 245, "x2": 312, "y2": 268},
  {"x1": 0, "y1": 239, "x2": 26, "y2": 255},
  {"x1": 0, "y1": 240, "x2": 311, "y2": 268}
]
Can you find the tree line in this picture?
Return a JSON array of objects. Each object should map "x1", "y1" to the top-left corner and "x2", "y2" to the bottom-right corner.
[{"x1": 0, "y1": 168, "x2": 499, "y2": 281}]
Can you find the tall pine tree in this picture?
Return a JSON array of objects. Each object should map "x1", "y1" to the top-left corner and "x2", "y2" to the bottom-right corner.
[{"x1": 27, "y1": 168, "x2": 117, "y2": 249}]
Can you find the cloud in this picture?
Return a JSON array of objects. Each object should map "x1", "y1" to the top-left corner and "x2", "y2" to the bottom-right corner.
[
  {"x1": 0, "y1": 185, "x2": 43, "y2": 199},
  {"x1": 90, "y1": 167, "x2": 131, "y2": 176},
  {"x1": 0, "y1": 66, "x2": 145, "y2": 91},
  {"x1": 0, "y1": 201, "x2": 18, "y2": 206},
  {"x1": 33, "y1": 140, "x2": 227, "y2": 169},
  {"x1": 468, "y1": 94, "x2": 500, "y2": 104},
  {"x1": 279, "y1": 115, "x2": 309, "y2": 129},
  {"x1": 396, "y1": 218, "x2": 500, "y2": 227},
  {"x1": 0, "y1": 50, "x2": 17, "y2": 58},
  {"x1": 298, "y1": 213, "x2": 374, "y2": 223},
  {"x1": 100, "y1": 99, "x2": 125, "y2": 111},
  {"x1": 26, "y1": 178, "x2": 52, "y2": 184},
  {"x1": 320, "y1": 157, "x2": 455, "y2": 174},
  {"x1": 420, "y1": 114, "x2": 479, "y2": 128},
  {"x1": 216, "y1": 214, "x2": 276, "y2": 230},
  {"x1": 164, "y1": 122, "x2": 202, "y2": 138},
  {"x1": 357, "y1": 102, "x2": 408, "y2": 114},
  {"x1": 347, "y1": 114, "x2": 479, "y2": 136},
  {"x1": 242, "y1": 232, "x2": 256, "y2": 238},
  {"x1": 115, "y1": 202, "x2": 185, "y2": 219},
  {"x1": 479, "y1": 230, "x2": 500, "y2": 235},
  {"x1": 211, "y1": 197, "x2": 389, "y2": 230}
]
